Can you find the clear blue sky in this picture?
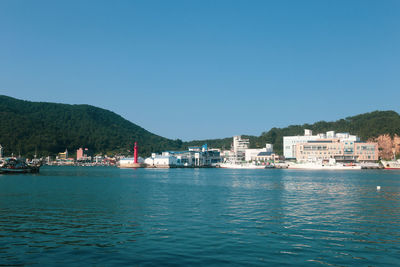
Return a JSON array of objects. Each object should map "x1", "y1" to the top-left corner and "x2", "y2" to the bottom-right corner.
[{"x1": 1, "y1": 0, "x2": 399, "y2": 141}]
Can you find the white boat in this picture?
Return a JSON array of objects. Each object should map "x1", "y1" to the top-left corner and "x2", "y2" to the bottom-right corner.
[
  {"x1": 288, "y1": 162, "x2": 361, "y2": 170},
  {"x1": 381, "y1": 159, "x2": 400, "y2": 169},
  {"x1": 287, "y1": 159, "x2": 361, "y2": 170},
  {"x1": 219, "y1": 162, "x2": 266, "y2": 169}
]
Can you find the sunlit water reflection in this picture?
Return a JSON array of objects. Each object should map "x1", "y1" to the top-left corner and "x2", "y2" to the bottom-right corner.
[{"x1": 0, "y1": 167, "x2": 399, "y2": 266}]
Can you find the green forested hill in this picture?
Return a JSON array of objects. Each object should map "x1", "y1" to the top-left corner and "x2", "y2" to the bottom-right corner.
[
  {"x1": 256, "y1": 110, "x2": 400, "y2": 155},
  {"x1": 186, "y1": 111, "x2": 400, "y2": 155},
  {"x1": 1, "y1": 95, "x2": 399, "y2": 158},
  {"x1": 0, "y1": 95, "x2": 184, "y2": 157}
]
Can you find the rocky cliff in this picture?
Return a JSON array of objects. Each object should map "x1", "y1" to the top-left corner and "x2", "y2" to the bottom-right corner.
[{"x1": 370, "y1": 134, "x2": 400, "y2": 160}]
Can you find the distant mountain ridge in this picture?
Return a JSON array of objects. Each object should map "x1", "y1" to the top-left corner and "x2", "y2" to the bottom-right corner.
[{"x1": 1, "y1": 95, "x2": 399, "y2": 158}]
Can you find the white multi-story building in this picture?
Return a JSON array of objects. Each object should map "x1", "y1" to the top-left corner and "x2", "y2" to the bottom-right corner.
[
  {"x1": 220, "y1": 136, "x2": 250, "y2": 162},
  {"x1": 283, "y1": 129, "x2": 359, "y2": 159},
  {"x1": 233, "y1": 136, "x2": 249, "y2": 159}
]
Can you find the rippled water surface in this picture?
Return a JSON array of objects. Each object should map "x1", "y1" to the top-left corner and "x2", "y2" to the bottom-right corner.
[{"x1": 1, "y1": 167, "x2": 399, "y2": 266}]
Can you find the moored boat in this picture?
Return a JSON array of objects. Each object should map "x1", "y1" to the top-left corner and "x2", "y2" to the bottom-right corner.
[
  {"x1": 0, "y1": 158, "x2": 41, "y2": 174},
  {"x1": 218, "y1": 162, "x2": 266, "y2": 169},
  {"x1": 381, "y1": 160, "x2": 400, "y2": 170},
  {"x1": 288, "y1": 162, "x2": 361, "y2": 170},
  {"x1": 287, "y1": 158, "x2": 361, "y2": 170}
]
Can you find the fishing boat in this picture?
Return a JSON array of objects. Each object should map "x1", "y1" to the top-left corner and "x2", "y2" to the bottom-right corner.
[{"x1": 0, "y1": 158, "x2": 41, "y2": 174}]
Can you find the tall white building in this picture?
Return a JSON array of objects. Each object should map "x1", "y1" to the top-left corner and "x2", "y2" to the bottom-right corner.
[
  {"x1": 233, "y1": 136, "x2": 249, "y2": 160},
  {"x1": 283, "y1": 129, "x2": 359, "y2": 159}
]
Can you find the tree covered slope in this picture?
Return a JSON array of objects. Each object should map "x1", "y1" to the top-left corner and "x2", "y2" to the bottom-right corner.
[
  {"x1": 1, "y1": 95, "x2": 399, "y2": 158},
  {"x1": 0, "y1": 95, "x2": 183, "y2": 157},
  {"x1": 187, "y1": 111, "x2": 400, "y2": 155}
]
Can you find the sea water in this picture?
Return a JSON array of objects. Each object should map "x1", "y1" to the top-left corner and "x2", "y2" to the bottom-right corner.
[{"x1": 0, "y1": 167, "x2": 399, "y2": 266}]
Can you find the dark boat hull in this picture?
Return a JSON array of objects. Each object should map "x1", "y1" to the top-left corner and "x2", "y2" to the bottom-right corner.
[{"x1": 0, "y1": 166, "x2": 40, "y2": 174}]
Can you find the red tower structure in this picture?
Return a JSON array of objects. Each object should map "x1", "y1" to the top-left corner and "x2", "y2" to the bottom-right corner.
[{"x1": 134, "y1": 142, "x2": 138, "y2": 164}]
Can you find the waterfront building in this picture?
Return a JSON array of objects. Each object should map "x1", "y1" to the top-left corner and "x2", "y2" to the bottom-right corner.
[
  {"x1": 76, "y1": 148, "x2": 84, "y2": 160},
  {"x1": 284, "y1": 129, "x2": 359, "y2": 159},
  {"x1": 144, "y1": 155, "x2": 177, "y2": 168},
  {"x1": 144, "y1": 145, "x2": 221, "y2": 168},
  {"x1": 119, "y1": 157, "x2": 145, "y2": 167},
  {"x1": 245, "y1": 144, "x2": 273, "y2": 162},
  {"x1": 233, "y1": 136, "x2": 249, "y2": 160},
  {"x1": 55, "y1": 157, "x2": 74, "y2": 165},
  {"x1": 205, "y1": 148, "x2": 222, "y2": 165},
  {"x1": 220, "y1": 150, "x2": 235, "y2": 162},
  {"x1": 168, "y1": 148, "x2": 220, "y2": 167},
  {"x1": 94, "y1": 155, "x2": 103, "y2": 163},
  {"x1": 57, "y1": 149, "x2": 68, "y2": 160},
  {"x1": 295, "y1": 139, "x2": 378, "y2": 163},
  {"x1": 76, "y1": 147, "x2": 92, "y2": 161},
  {"x1": 222, "y1": 136, "x2": 249, "y2": 162},
  {"x1": 222, "y1": 136, "x2": 277, "y2": 165},
  {"x1": 255, "y1": 151, "x2": 280, "y2": 162}
]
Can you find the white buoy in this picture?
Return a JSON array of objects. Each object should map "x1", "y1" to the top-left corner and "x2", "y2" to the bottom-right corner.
[{"x1": 377, "y1": 186, "x2": 381, "y2": 190}]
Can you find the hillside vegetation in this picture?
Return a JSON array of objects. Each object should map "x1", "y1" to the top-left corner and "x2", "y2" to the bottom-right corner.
[
  {"x1": 187, "y1": 111, "x2": 400, "y2": 155},
  {"x1": 0, "y1": 95, "x2": 183, "y2": 157},
  {"x1": 1, "y1": 95, "x2": 400, "y2": 157}
]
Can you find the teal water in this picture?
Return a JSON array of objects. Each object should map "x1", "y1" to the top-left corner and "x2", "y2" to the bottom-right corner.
[{"x1": 0, "y1": 167, "x2": 399, "y2": 266}]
